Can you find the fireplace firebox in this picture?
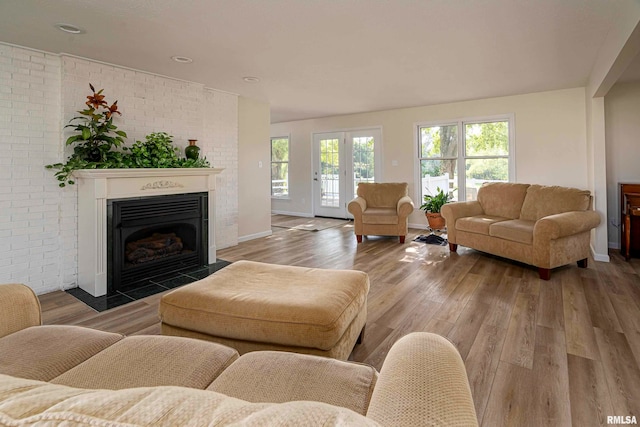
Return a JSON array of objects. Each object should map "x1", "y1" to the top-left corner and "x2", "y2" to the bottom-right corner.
[{"x1": 108, "y1": 193, "x2": 208, "y2": 293}]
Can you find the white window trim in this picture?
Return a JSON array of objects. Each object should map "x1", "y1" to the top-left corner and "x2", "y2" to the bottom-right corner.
[
  {"x1": 413, "y1": 114, "x2": 516, "y2": 203},
  {"x1": 271, "y1": 135, "x2": 290, "y2": 200}
]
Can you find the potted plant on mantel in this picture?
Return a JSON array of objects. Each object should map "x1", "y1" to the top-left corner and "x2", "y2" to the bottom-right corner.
[
  {"x1": 419, "y1": 186, "x2": 453, "y2": 230},
  {"x1": 46, "y1": 84, "x2": 210, "y2": 187}
]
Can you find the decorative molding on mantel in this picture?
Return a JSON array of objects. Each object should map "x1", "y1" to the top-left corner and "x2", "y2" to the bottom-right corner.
[
  {"x1": 141, "y1": 181, "x2": 184, "y2": 190},
  {"x1": 75, "y1": 168, "x2": 224, "y2": 297}
]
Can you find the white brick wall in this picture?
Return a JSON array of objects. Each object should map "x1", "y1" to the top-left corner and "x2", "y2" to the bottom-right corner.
[
  {"x1": 0, "y1": 43, "x2": 63, "y2": 295},
  {"x1": 0, "y1": 43, "x2": 239, "y2": 295}
]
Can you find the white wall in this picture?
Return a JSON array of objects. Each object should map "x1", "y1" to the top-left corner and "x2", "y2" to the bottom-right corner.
[
  {"x1": 272, "y1": 88, "x2": 589, "y2": 228},
  {"x1": 604, "y1": 81, "x2": 640, "y2": 248},
  {"x1": 238, "y1": 97, "x2": 272, "y2": 241},
  {"x1": 0, "y1": 42, "x2": 240, "y2": 294},
  {"x1": 0, "y1": 44, "x2": 64, "y2": 293}
]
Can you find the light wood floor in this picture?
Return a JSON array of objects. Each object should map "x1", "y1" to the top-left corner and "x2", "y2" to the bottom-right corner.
[{"x1": 39, "y1": 224, "x2": 640, "y2": 427}]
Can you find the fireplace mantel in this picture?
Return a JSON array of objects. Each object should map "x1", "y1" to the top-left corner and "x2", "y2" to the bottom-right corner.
[{"x1": 75, "y1": 168, "x2": 223, "y2": 297}]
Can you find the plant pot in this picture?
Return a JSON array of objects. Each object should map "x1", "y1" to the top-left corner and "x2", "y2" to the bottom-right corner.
[
  {"x1": 426, "y1": 212, "x2": 446, "y2": 230},
  {"x1": 185, "y1": 139, "x2": 200, "y2": 160},
  {"x1": 86, "y1": 147, "x2": 103, "y2": 162}
]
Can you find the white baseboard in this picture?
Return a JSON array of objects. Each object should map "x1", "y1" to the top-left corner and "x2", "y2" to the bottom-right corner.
[
  {"x1": 591, "y1": 244, "x2": 610, "y2": 263},
  {"x1": 238, "y1": 230, "x2": 272, "y2": 243},
  {"x1": 271, "y1": 210, "x2": 313, "y2": 218}
]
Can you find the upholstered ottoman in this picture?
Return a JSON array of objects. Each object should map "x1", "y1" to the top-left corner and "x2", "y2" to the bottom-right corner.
[{"x1": 159, "y1": 260, "x2": 369, "y2": 360}]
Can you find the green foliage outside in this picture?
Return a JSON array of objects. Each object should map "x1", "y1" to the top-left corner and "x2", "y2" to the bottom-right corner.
[
  {"x1": 320, "y1": 139, "x2": 340, "y2": 176},
  {"x1": 420, "y1": 121, "x2": 509, "y2": 181},
  {"x1": 271, "y1": 137, "x2": 289, "y2": 196},
  {"x1": 466, "y1": 158, "x2": 508, "y2": 181},
  {"x1": 318, "y1": 137, "x2": 375, "y2": 180},
  {"x1": 353, "y1": 137, "x2": 374, "y2": 182}
]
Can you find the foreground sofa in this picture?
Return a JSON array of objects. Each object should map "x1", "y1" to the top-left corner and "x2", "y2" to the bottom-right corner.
[
  {"x1": 348, "y1": 182, "x2": 414, "y2": 243},
  {"x1": 0, "y1": 283, "x2": 478, "y2": 426},
  {"x1": 441, "y1": 182, "x2": 601, "y2": 280}
]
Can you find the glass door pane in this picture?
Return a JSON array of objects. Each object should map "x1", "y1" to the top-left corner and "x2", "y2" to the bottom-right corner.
[
  {"x1": 320, "y1": 138, "x2": 340, "y2": 208},
  {"x1": 313, "y1": 132, "x2": 346, "y2": 218},
  {"x1": 352, "y1": 135, "x2": 375, "y2": 198}
]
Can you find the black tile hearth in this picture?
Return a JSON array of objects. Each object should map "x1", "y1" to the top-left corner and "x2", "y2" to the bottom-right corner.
[
  {"x1": 65, "y1": 259, "x2": 231, "y2": 312},
  {"x1": 152, "y1": 274, "x2": 194, "y2": 290},
  {"x1": 120, "y1": 283, "x2": 167, "y2": 300},
  {"x1": 66, "y1": 288, "x2": 135, "y2": 312}
]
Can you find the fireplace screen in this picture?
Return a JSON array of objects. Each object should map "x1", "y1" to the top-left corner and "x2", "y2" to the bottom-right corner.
[{"x1": 108, "y1": 193, "x2": 207, "y2": 293}]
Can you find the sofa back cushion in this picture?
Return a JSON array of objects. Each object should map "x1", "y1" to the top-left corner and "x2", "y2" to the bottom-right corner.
[
  {"x1": 477, "y1": 182, "x2": 530, "y2": 219},
  {"x1": 357, "y1": 183, "x2": 408, "y2": 208},
  {"x1": 520, "y1": 185, "x2": 591, "y2": 221}
]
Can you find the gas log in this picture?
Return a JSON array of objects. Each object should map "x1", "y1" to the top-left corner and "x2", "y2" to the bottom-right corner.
[{"x1": 126, "y1": 233, "x2": 184, "y2": 264}]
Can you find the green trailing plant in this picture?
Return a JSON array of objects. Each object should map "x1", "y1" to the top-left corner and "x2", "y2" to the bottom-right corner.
[
  {"x1": 419, "y1": 186, "x2": 453, "y2": 213},
  {"x1": 122, "y1": 132, "x2": 210, "y2": 169},
  {"x1": 46, "y1": 85, "x2": 210, "y2": 187}
]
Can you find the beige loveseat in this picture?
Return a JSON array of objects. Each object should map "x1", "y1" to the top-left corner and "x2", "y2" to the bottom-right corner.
[
  {"x1": 348, "y1": 182, "x2": 414, "y2": 243},
  {"x1": 441, "y1": 182, "x2": 601, "y2": 280},
  {"x1": 0, "y1": 283, "x2": 478, "y2": 426}
]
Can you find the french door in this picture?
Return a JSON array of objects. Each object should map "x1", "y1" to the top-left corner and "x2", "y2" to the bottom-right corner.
[{"x1": 312, "y1": 129, "x2": 381, "y2": 218}]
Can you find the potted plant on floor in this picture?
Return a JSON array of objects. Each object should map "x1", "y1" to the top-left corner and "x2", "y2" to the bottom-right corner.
[{"x1": 420, "y1": 186, "x2": 453, "y2": 230}]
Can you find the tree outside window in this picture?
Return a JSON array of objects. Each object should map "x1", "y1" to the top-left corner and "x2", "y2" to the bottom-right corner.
[
  {"x1": 271, "y1": 137, "x2": 289, "y2": 197},
  {"x1": 418, "y1": 118, "x2": 512, "y2": 202}
]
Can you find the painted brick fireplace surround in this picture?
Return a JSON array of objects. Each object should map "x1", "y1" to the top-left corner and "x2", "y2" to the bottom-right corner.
[{"x1": 0, "y1": 43, "x2": 239, "y2": 295}]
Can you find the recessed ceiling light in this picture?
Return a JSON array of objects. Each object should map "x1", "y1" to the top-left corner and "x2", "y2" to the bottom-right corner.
[
  {"x1": 171, "y1": 56, "x2": 193, "y2": 64},
  {"x1": 55, "y1": 23, "x2": 84, "y2": 34},
  {"x1": 243, "y1": 76, "x2": 260, "y2": 83}
]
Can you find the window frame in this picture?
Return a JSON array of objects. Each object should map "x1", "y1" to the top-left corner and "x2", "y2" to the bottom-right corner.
[
  {"x1": 270, "y1": 135, "x2": 290, "y2": 199},
  {"x1": 414, "y1": 114, "x2": 515, "y2": 203}
]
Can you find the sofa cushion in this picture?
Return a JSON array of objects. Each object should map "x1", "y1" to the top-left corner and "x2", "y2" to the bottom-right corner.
[
  {"x1": 362, "y1": 207, "x2": 398, "y2": 225},
  {"x1": 51, "y1": 335, "x2": 238, "y2": 390},
  {"x1": 0, "y1": 374, "x2": 379, "y2": 426},
  {"x1": 455, "y1": 215, "x2": 509, "y2": 235},
  {"x1": 209, "y1": 351, "x2": 378, "y2": 416},
  {"x1": 520, "y1": 185, "x2": 591, "y2": 221},
  {"x1": 489, "y1": 219, "x2": 536, "y2": 245},
  {"x1": 0, "y1": 325, "x2": 123, "y2": 382},
  {"x1": 357, "y1": 182, "x2": 408, "y2": 208},
  {"x1": 477, "y1": 182, "x2": 530, "y2": 219}
]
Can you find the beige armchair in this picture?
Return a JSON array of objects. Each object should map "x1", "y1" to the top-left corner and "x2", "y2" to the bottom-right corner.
[{"x1": 348, "y1": 182, "x2": 414, "y2": 243}]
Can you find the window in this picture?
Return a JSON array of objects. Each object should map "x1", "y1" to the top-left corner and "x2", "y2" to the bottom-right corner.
[
  {"x1": 417, "y1": 116, "x2": 513, "y2": 202},
  {"x1": 271, "y1": 136, "x2": 289, "y2": 197}
]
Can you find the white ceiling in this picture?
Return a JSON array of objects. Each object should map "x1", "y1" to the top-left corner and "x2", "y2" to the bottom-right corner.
[{"x1": 0, "y1": 0, "x2": 631, "y2": 123}]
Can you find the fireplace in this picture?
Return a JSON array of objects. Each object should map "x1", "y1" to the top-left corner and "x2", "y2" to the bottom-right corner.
[
  {"x1": 75, "y1": 168, "x2": 223, "y2": 297},
  {"x1": 108, "y1": 193, "x2": 207, "y2": 293}
]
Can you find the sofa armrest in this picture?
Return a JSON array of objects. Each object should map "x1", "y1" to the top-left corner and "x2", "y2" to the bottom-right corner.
[
  {"x1": 0, "y1": 284, "x2": 42, "y2": 339},
  {"x1": 397, "y1": 196, "x2": 415, "y2": 218},
  {"x1": 441, "y1": 201, "x2": 484, "y2": 243},
  {"x1": 534, "y1": 210, "x2": 601, "y2": 241},
  {"x1": 348, "y1": 197, "x2": 367, "y2": 217},
  {"x1": 366, "y1": 332, "x2": 478, "y2": 427}
]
